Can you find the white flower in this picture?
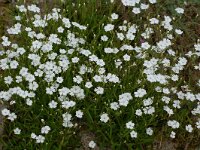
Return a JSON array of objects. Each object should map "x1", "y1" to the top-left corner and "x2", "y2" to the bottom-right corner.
[
  {"x1": 88, "y1": 140, "x2": 96, "y2": 149},
  {"x1": 41, "y1": 43, "x2": 53, "y2": 53},
  {"x1": 177, "y1": 91, "x2": 185, "y2": 100},
  {"x1": 60, "y1": 49, "x2": 66, "y2": 54},
  {"x1": 10, "y1": 60, "x2": 19, "y2": 69},
  {"x1": 104, "y1": 24, "x2": 114, "y2": 32},
  {"x1": 143, "y1": 106, "x2": 155, "y2": 115},
  {"x1": 121, "y1": 0, "x2": 138, "y2": 6},
  {"x1": 194, "y1": 43, "x2": 200, "y2": 52},
  {"x1": 94, "y1": 87, "x2": 104, "y2": 95},
  {"x1": 175, "y1": 7, "x2": 184, "y2": 14},
  {"x1": 34, "y1": 69, "x2": 43, "y2": 77},
  {"x1": 196, "y1": 120, "x2": 200, "y2": 129},
  {"x1": 36, "y1": 33, "x2": 45, "y2": 39},
  {"x1": 146, "y1": 127, "x2": 153, "y2": 135},
  {"x1": 89, "y1": 55, "x2": 98, "y2": 62},
  {"x1": 195, "y1": 94, "x2": 200, "y2": 101},
  {"x1": 28, "y1": 82, "x2": 38, "y2": 91},
  {"x1": 46, "y1": 87, "x2": 53, "y2": 95},
  {"x1": 167, "y1": 49, "x2": 175, "y2": 56},
  {"x1": 25, "y1": 27, "x2": 31, "y2": 32},
  {"x1": 36, "y1": 135, "x2": 45, "y2": 143},
  {"x1": 123, "y1": 54, "x2": 131, "y2": 61},
  {"x1": 173, "y1": 100, "x2": 181, "y2": 109},
  {"x1": 41, "y1": 126, "x2": 51, "y2": 134},
  {"x1": 185, "y1": 124, "x2": 193, "y2": 133},
  {"x1": 132, "y1": 7, "x2": 141, "y2": 14},
  {"x1": 16, "y1": 5, "x2": 27, "y2": 12},
  {"x1": 8, "y1": 113, "x2": 17, "y2": 121},
  {"x1": 163, "y1": 106, "x2": 174, "y2": 116},
  {"x1": 93, "y1": 75, "x2": 103, "y2": 82},
  {"x1": 73, "y1": 75, "x2": 83, "y2": 84},
  {"x1": 48, "y1": 100, "x2": 58, "y2": 108},
  {"x1": 167, "y1": 120, "x2": 180, "y2": 129},
  {"x1": 143, "y1": 98, "x2": 153, "y2": 106},
  {"x1": 72, "y1": 57, "x2": 80, "y2": 63},
  {"x1": 62, "y1": 100, "x2": 76, "y2": 109},
  {"x1": 100, "y1": 113, "x2": 109, "y2": 123},
  {"x1": 171, "y1": 74, "x2": 179, "y2": 81},
  {"x1": 1, "y1": 36, "x2": 11, "y2": 46},
  {"x1": 1, "y1": 108, "x2": 10, "y2": 116},
  {"x1": 85, "y1": 82, "x2": 93, "y2": 88},
  {"x1": 157, "y1": 38, "x2": 171, "y2": 50},
  {"x1": 59, "y1": 87, "x2": 70, "y2": 96},
  {"x1": 111, "y1": 13, "x2": 119, "y2": 20},
  {"x1": 149, "y1": 18, "x2": 159, "y2": 24},
  {"x1": 57, "y1": 26, "x2": 64, "y2": 33},
  {"x1": 178, "y1": 57, "x2": 187, "y2": 66},
  {"x1": 170, "y1": 131, "x2": 176, "y2": 138},
  {"x1": 106, "y1": 73, "x2": 120, "y2": 83},
  {"x1": 126, "y1": 121, "x2": 135, "y2": 129},
  {"x1": 62, "y1": 17, "x2": 71, "y2": 28},
  {"x1": 7, "y1": 23, "x2": 22, "y2": 35},
  {"x1": 110, "y1": 102, "x2": 119, "y2": 110},
  {"x1": 49, "y1": 34, "x2": 61, "y2": 44},
  {"x1": 98, "y1": 68, "x2": 105, "y2": 74},
  {"x1": 62, "y1": 120, "x2": 73, "y2": 128},
  {"x1": 175, "y1": 29, "x2": 183, "y2": 35},
  {"x1": 162, "y1": 88, "x2": 170, "y2": 94},
  {"x1": 28, "y1": 4, "x2": 40, "y2": 13},
  {"x1": 62, "y1": 112, "x2": 72, "y2": 123},
  {"x1": 185, "y1": 92, "x2": 196, "y2": 101},
  {"x1": 140, "y1": 3, "x2": 149, "y2": 10},
  {"x1": 47, "y1": 52, "x2": 57, "y2": 60},
  {"x1": 70, "y1": 86, "x2": 85, "y2": 99},
  {"x1": 130, "y1": 130, "x2": 137, "y2": 138},
  {"x1": 10, "y1": 100, "x2": 16, "y2": 105},
  {"x1": 141, "y1": 42, "x2": 151, "y2": 50},
  {"x1": 32, "y1": 40, "x2": 42, "y2": 50},
  {"x1": 57, "y1": 77, "x2": 64, "y2": 83},
  {"x1": 4, "y1": 76, "x2": 13, "y2": 84},
  {"x1": 104, "y1": 47, "x2": 113, "y2": 53},
  {"x1": 76, "y1": 110, "x2": 83, "y2": 118},
  {"x1": 31, "y1": 133, "x2": 37, "y2": 139},
  {"x1": 134, "y1": 88, "x2": 147, "y2": 98},
  {"x1": 135, "y1": 109, "x2": 143, "y2": 116},
  {"x1": 117, "y1": 33, "x2": 125, "y2": 41},
  {"x1": 149, "y1": 0, "x2": 156, "y2": 4},
  {"x1": 14, "y1": 128, "x2": 21, "y2": 135},
  {"x1": 101, "y1": 35, "x2": 108, "y2": 41},
  {"x1": 118, "y1": 93, "x2": 133, "y2": 106},
  {"x1": 119, "y1": 98, "x2": 129, "y2": 106},
  {"x1": 72, "y1": 22, "x2": 87, "y2": 30},
  {"x1": 26, "y1": 98, "x2": 33, "y2": 106},
  {"x1": 25, "y1": 74, "x2": 35, "y2": 82}
]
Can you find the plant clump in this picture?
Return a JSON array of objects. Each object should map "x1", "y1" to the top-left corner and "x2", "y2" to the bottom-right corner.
[{"x1": 0, "y1": 0, "x2": 200, "y2": 149}]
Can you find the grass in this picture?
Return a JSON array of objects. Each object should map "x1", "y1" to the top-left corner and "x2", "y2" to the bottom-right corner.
[{"x1": 0, "y1": 0, "x2": 200, "y2": 149}]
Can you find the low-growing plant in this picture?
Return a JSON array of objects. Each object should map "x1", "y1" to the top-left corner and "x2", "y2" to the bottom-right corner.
[{"x1": 0, "y1": 0, "x2": 200, "y2": 149}]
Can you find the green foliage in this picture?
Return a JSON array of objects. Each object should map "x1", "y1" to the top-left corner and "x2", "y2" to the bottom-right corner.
[{"x1": 0, "y1": 0, "x2": 200, "y2": 149}]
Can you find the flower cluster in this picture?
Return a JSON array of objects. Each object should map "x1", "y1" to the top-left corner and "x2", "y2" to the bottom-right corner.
[{"x1": 0, "y1": 0, "x2": 200, "y2": 149}]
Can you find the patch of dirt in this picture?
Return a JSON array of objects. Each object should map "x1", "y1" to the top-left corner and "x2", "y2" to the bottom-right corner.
[
  {"x1": 153, "y1": 140, "x2": 177, "y2": 150},
  {"x1": 79, "y1": 130, "x2": 100, "y2": 150}
]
